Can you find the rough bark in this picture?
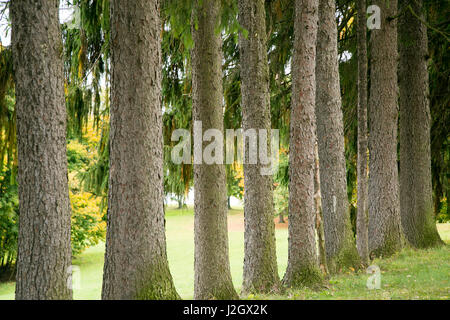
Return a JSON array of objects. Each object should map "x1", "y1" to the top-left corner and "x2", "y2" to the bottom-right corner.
[
  {"x1": 368, "y1": 0, "x2": 404, "y2": 257},
  {"x1": 11, "y1": 0, "x2": 72, "y2": 300},
  {"x1": 102, "y1": 0, "x2": 179, "y2": 299},
  {"x1": 398, "y1": 0, "x2": 443, "y2": 248},
  {"x1": 238, "y1": 0, "x2": 280, "y2": 294},
  {"x1": 316, "y1": 0, "x2": 360, "y2": 273},
  {"x1": 283, "y1": 0, "x2": 323, "y2": 288},
  {"x1": 356, "y1": 0, "x2": 369, "y2": 266},
  {"x1": 191, "y1": 0, "x2": 238, "y2": 300}
]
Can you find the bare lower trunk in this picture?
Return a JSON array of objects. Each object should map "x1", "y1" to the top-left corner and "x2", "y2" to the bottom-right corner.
[
  {"x1": 192, "y1": 0, "x2": 238, "y2": 300},
  {"x1": 238, "y1": 0, "x2": 280, "y2": 293},
  {"x1": 316, "y1": 0, "x2": 360, "y2": 273},
  {"x1": 177, "y1": 195, "x2": 183, "y2": 209},
  {"x1": 368, "y1": 0, "x2": 404, "y2": 257},
  {"x1": 102, "y1": 0, "x2": 179, "y2": 299},
  {"x1": 356, "y1": 0, "x2": 369, "y2": 266},
  {"x1": 11, "y1": 0, "x2": 72, "y2": 300},
  {"x1": 398, "y1": 0, "x2": 443, "y2": 248},
  {"x1": 283, "y1": 0, "x2": 323, "y2": 288}
]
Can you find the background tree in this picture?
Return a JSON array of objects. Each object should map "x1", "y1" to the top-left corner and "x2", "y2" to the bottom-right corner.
[
  {"x1": 356, "y1": 0, "x2": 369, "y2": 265},
  {"x1": 283, "y1": 0, "x2": 323, "y2": 288},
  {"x1": 398, "y1": 0, "x2": 443, "y2": 248},
  {"x1": 427, "y1": 0, "x2": 449, "y2": 222},
  {"x1": 238, "y1": 0, "x2": 280, "y2": 293},
  {"x1": 102, "y1": 0, "x2": 179, "y2": 299},
  {"x1": 335, "y1": 0, "x2": 366, "y2": 238},
  {"x1": 316, "y1": 0, "x2": 360, "y2": 272},
  {"x1": 368, "y1": 0, "x2": 404, "y2": 257},
  {"x1": 191, "y1": 0, "x2": 238, "y2": 300},
  {"x1": 11, "y1": 0, "x2": 72, "y2": 299}
]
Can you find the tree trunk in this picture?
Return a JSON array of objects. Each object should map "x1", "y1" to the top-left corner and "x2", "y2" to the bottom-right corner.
[
  {"x1": 398, "y1": 0, "x2": 443, "y2": 248},
  {"x1": 238, "y1": 0, "x2": 280, "y2": 294},
  {"x1": 177, "y1": 195, "x2": 183, "y2": 209},
  {"x1": 102, "y1": 0, "x2": 179, "y2": 299},
  {"x1": 191, "y1": 0, "x2": 238, "y2": 300},
  {"x1": 368, "y1": 0, "x2": 404, "y2": 257},
  {"x1": 316, "y1": 0, "x2": 360, "y2": 273},
  {"x1": 283, "y1": 0, "x2": 323, "y2": 288},
  {"x1": 356, "y1": 0, "x2": 369, "y2": 266},
  {"x1": 11, "y1": 0, "x2": 72, "y2": 300}
]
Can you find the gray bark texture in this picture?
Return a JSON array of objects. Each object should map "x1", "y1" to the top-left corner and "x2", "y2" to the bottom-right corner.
[
  {"x1": 356, "y1": 0, "x2": 369, "y2": 265},
  {"x1": 316, "y1": 0, "x2": 360, "y2": 273},
  {"x1": 191, "y1": 0, "x2": 238, "y2": 300},
  {"x1": 102, "y1": 0, "x2": 179, "y2": 299},
  {"x1": 238, "y1": 0, "x2": 280, "y2": 294},
  {"x1": 368, "y1": 0, "x2": 404, "y2": 257},
  {"x1": 398, "y1": 0, "x2": 443, "y2": 248},
  {"x1": 11, "y1": 0, "x2": 72, "y2": 300},
  {"x1": 283, "y1": 0, "x2": 323, "y2": 288}
]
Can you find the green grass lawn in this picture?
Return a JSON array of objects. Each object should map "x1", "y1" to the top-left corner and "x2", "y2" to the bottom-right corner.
[{"x1": 0, "y1": 207, "x2": 448, "y2": 300}]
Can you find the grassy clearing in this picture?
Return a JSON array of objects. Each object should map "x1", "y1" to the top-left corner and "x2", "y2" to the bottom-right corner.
[
  {"x1": 0, "y1": 207, "x2": 448, "y2": 300},
  {"x1": 253, "y1": 245, "x2": 449, "y2": 300}
]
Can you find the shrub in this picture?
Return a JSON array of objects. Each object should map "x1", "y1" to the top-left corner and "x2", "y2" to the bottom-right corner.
[{"x1": 0, "y1": 170, "x2": 18, "y2": 278}]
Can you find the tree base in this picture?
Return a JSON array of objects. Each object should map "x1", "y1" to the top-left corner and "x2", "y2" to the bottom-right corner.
[
  {"x1": 327, "y1": 245, "x2": 362, "y2": 274},
  {"x1": 282, "y1": 265, "x2": 324, "y2": 289}
]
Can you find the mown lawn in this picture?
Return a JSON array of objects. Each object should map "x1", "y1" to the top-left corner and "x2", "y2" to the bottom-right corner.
[{"x1": 0, "y1": 207, "x2": 448, "y2": 300}]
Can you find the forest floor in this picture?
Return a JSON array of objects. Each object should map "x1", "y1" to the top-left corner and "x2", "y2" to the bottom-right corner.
[{"x1": 0, "y1": 207, "x2": 448, "y2": 300}]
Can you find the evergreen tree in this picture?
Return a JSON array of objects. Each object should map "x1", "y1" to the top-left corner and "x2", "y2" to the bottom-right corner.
[
  {"x1": 356, "y1": 0, "x2": 369, "y2": 266},
  {"x1": 356, "y1": 0, "x2": 369, "y2": 265},
  {"x1": 191, "y1": 0, "x2": 238, "y2": 300},
  {"x1": 398, "y1": 0, "x2": 443, "y2": 248},
  {"x1": 316, "y1": 0, "x2": 360, "y2": 273},
  {"x1": 283, "y1": 0, "x2": 323, "y2": 288},
  {"x1": 238, "y1": 0, "x2": 280, "y2": 294},
  {"x1": 102, "y1": 0, "x2": 179, "y2": 299},
  {"x1": 11, "y1": 0, "x2": 72, "y2": 300},
  {"x1": 368, "y1": 0, "x2": 404, "y2": 257}
]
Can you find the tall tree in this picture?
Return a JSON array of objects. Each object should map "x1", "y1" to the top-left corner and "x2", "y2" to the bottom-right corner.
[
  {"x1": 368, "y1": 0, "x2": 404, "y2": 257},
  {"x1": 191, "y1": 0, "x2": 238, "y2": 299},
  {"x1": 316, "y1": 0, "x2": 360, "y2": 272},
  {"x1": 398, "y1": 0, "x2": 443, "y2": 248},
  {"x1": 356, "y1": 0, "x2": 369, "y2": 265},
  {"x1": 238, "y1": 0, "x2": 280, "y2": 293},
  {"x1": 11, "y1": 0, "x2": 72, "y2": 299},
  {"x1": 102, "y1": 0, "x2": 179, "y2": 299},
  {"x1": 283, "y1": 0, "x2": 323, "y2": 287}
]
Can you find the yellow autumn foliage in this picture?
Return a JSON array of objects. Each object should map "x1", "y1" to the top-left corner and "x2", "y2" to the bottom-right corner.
[
  {"x1": 67, "y1": 116, "x2": 107, "y2": 256},
  {"x1": 70, "y1": 190, "x2": 106, "y2": 256}
]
